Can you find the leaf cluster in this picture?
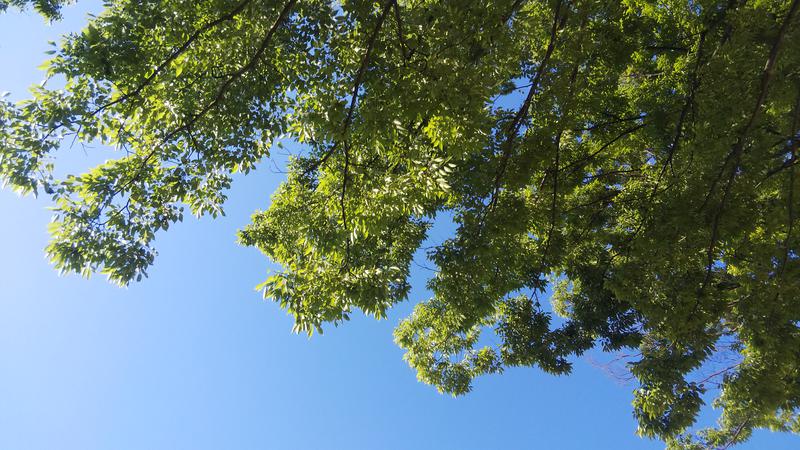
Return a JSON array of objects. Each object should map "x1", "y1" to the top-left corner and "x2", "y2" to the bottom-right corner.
[{"x1": 2, "y1": 1, "x2": 800, "y2": 447}]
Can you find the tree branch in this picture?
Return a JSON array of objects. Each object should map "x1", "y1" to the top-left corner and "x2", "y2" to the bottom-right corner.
[
  {"x1": 341, "y1": 141, "x2": 351, "y2": 270},
  {"x1": 779, "y1": 86, "x2": 800, "y2": 276},
  {"x1": 560, "y1": 122, "x2": 648, "y2": 176},
  {"x1": 98, "y1": 0, "x2": 297, "y2": 212},
  {"x1": 305, "y1": 0, "x2": 394, "y2": 175},
  {"x1": 500, "y1": 0, "x2": 527, "y2": 24},
  {"x1": 392, "y1": 0, "x2": 413, "y2": 61},
  {"x1": 488, "y1": 0, "x2": 565, "y2": 210},
  {"x1": 663, "y1": 31, "x2": 707, "y2": 179},
  {"x1": 89, "y1": 0, "x2": 254, "y2": 117},
  {"x1": 701, "y1": 0, "x2": 799, "y2": 290}
]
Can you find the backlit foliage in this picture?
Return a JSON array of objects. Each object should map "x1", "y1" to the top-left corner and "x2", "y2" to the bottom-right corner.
[{"x1": 2, "y1": 1, "x2": 799, "y2": 447}]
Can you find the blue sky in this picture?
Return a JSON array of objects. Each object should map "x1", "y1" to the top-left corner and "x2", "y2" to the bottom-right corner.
[{"x1": 0, "y1": 3, "x2": 797, "y2": 450}]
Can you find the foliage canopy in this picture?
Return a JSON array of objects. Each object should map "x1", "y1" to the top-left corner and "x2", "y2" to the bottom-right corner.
[{"x1": 2, "y1": 0, "x2": 800, "y2": 447}]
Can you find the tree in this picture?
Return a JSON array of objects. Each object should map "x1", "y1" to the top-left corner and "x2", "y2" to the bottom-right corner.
[{"x1": 2, "y1": 0, "x2": 799, "y2": 447}]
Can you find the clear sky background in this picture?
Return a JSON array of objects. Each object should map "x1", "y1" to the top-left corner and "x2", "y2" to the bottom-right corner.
[{"x1": 0, "y1": 3, "x2": 798, "y2": 450}]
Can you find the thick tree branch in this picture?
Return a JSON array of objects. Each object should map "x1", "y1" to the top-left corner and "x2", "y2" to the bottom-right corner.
[
  {"x1": 701, "y1": 0, "x2": 799, "y2": 290},
  {"x1": 341, "y1": 141, "x2": 351, "y2": 270},
  {"x1": 488, "y1": 0, "x2": 565, "y2": 210},
  {"x1": 663, "y1": 31, "x2": 707, "y2": 178},
  {"x1": 306, "y1": 0, "x2": 394, "y2": 175},
  {"x1": 541, "y1": 130, "x2": 563, "y2": 260},
  {"x1": 500, "y1": 0, "x2": 527, "y2": 24},
  {"x1": 392, "y1": 0, "x2": 413, "y2": 61}
]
